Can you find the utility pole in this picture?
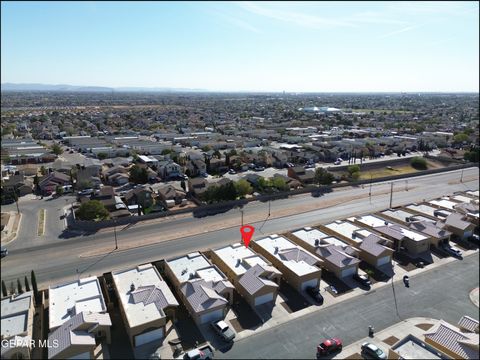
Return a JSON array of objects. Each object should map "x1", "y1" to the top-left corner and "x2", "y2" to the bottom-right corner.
[
  {"x1": 389, "y1": 182, "x2": 394, "y2": 208},
  {"x1": 460, "y1": 168, "x2": 464, "y2": 183},
  {"x1": 113, "y1": 220, "x2": 118, "y2": 250},
  {"x1": 391, "y1": 263, "x2": 400, "y2": 319},
  {"x1": 369, "y1": 174, "x2": 373, "y2": 203},
  {"x1": 268, "y1": 200, "x2": 271, "y2": 217},
  {"x1": 240, "y1": 209, "x2": 244, "y2": 227}
]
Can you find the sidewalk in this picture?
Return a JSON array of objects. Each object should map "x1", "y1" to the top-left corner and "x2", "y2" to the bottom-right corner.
[{"x1": 1, "y1": 211, "x2": 22, "y2": 245}]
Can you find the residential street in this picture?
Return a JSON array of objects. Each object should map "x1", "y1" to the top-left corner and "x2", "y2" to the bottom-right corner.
[
  {"x1": 1, "y1": 167, "x2": 478, "y2": 290},
  {"x1": 219, "y1": 252, "x2": 479, "y2": 359}
]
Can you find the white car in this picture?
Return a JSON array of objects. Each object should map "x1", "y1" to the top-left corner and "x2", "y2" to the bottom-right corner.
[
  {"x1": 361, "y1": 342, "x2": 387, "y2": 359},
  {"x1": 211, "y1": 320, "x2": 235, "y2": 342}
]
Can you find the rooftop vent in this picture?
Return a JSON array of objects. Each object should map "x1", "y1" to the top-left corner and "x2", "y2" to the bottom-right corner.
[
  {"x1": 236, "y1": 259, "x2": 241, "y2": 267},
  {"x1": 314, "y1": 239, "x2": 320, "y2": 246},
  {"x1": 130, "y1": 283, "x2": 135, "y2": 292},
  {"x1": 352, "y1": 232, "x2": 356, "y2": 239},
  {"x1": 384, "y1": 221, "x2": 388, "y2": 225}
]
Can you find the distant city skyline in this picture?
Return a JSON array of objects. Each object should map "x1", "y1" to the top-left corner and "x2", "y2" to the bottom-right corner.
[{"x1": 1, "y1": 1, "x2": 479, "y2": 92}]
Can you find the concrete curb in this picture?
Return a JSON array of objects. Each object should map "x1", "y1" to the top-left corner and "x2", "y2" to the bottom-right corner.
[
  {"x1": 469, "y1": 287, "x2": 479, "y2": 308},
  {"x1": 1, "y1": 212, "x2": 22, "y2": 245}
]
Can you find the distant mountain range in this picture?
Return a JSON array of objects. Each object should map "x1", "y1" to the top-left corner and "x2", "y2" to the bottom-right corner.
[{"x1": 1, "y1": 83, "x2": 208, "y2": 93}]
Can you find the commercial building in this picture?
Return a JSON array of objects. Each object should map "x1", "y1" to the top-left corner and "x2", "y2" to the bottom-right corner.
[
  {"x1": 289, "y1": 227, "x2": 360, "y2": 279},
  {"x1": 1, "y1": 291, "x2": 34, "y2": 359},
  {"x1": 210, "y1": 243, "x2": 282, "y2": 308},
  {"x1": 164, "y1": 252, "x2": 234, "y2": 325},
  {"x1": 111, "y1": 263, "x2": 179, "y2": 348},
  {"x1": 251, "y1": 234, "x2": 322, "y2": 292}
]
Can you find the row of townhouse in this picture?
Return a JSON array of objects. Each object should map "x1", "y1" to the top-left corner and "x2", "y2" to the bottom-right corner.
[{"x1": 2, "y1": 190, "x2": 477, "y2": 359}]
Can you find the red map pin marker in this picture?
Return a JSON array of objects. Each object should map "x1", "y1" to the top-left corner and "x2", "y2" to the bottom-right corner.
[{"x1": 240, "y1": 225, "x2": 255, "y2": 248}]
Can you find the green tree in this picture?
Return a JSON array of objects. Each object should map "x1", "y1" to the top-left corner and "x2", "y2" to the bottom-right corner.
[
  {"x1": 55, "y1": 185, "x2": 64, "y2": 196},
  {"x1": 129, "y1": 165, "x2": 148, "y2": 184},
  {"x1": 201, "y1": 145, "x2": 212, "y2": 152},
  {"x1": 97, "y1": 152, "x2": 108, "y2": 160},
  {"x1": 270, "y1": 177, "x2": 289, "y2": 191},
  {"x1": 314, "y1": 168, "x2": 335, "y2": 185},
  {"x1": 31, "y1": 271, "x2": 39, "y2": 302},
  {"x1": 213, "y1": 149, "x2": 222, "y2": 159},
  {"x1": 410, "y1": 156, "x2": 427, "y2": 170},
  {"x1": 17, "y1": 278, "x2": 23, "y2": 294},
  {"x1": 351, "y1": 171, "x2": 360, "y2": 181},
  {"x1": 51, "y1": 143, "x2": 63, "y2": 156},
  {"x1": 234, "y1": 179, "x2": 253, "y2": 197},
  {"x1": 40, "y1": 166, "x2": 47, "y2": 176},
  {"x1": 24, "y1": 276, "x2": 30, "y2": 292},
  {"x1": 77, "y1": 180, "x2": 93, "y2": 191},
  {"x1": 161, "y1": 149, "x2": 172, "y2": 155},
  {"x1": 1, "y1": 280, "x2": 7, "y2": 297},
  {"x1": 76, "y1": 200, "x2": 109, "y2": 221},
  {"x1": 347, "y1": 164, "x2": 360, "y2": 175},
  {"x1": 464, "y1": 148, "x2": 480, "y2": 163},
  {"x1": 453, "y1": 133, "x2": 469, "y2": 143}
]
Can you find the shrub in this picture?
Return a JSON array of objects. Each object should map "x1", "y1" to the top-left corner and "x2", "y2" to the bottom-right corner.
[
  {"x1": 410, "y1": 156, "x2": 427, "y2": 170},
  {"x1": 76, "y1": 200, "x2": 109, "y2": 221}
]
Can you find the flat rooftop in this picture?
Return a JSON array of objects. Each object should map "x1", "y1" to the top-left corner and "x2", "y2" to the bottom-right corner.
[
  {"x1": 325, "y1": 220, "x2": 368, "y2": 244},
  {"x1": 49, "y1": 276, "x2": 106, "y2": 330},
  {"x1": 451, "y1": 195, "x2": 476, "y2": 204},
  {"x1": 292, "y1": 227, "x2": 349, "y2": 248},
  {"x1": 213, "y1": 243, "x2": 269, "y2": 277},
  {"x1": 406, "y1": 204, "x2": 452, "y2": 219},
  {"x1": 392, "y1": 336, "x2": 442, "y2": 359},
  {"x1": 381, "y1": 209, "x2": 418, "y2": 223},
  {"x1": 167, "y1": 252, "x2": 225, "y2": 283},
  {"x1": 429, "y1": 198, "x2": 458, "y2": 210},
  {"x1": 254, "y1": 234, "x2": 321, "y2": 276},
  {"x1": 112, "y1": 263, "x2": 179, "y2": 328},
  {"x1": 353, "y1": 215, "x2": 392, "y2": 228},
  {"x1": 465, "y1": 190, "x2": 479, "y2": 198},
  {"x1": 1, "y1": 292, "x2": 33, "y2": 339}
]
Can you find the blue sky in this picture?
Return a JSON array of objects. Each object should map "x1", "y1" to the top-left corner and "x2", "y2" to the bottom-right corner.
[{"x1": 1, "y1": 1, "x2": 479, "y2": 92}]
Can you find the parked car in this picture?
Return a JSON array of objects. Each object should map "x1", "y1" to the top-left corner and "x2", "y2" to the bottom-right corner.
[
  {"x1": 78, "y1": 188, "x2": 94, "y2": 197},
  {"x1": 200, "y1": 172, "x2": 208, "y2": 178},
  {"x1": 442, "y1": 244, "x2": 463, "y2": 259},
  {"x1": 254, "y1": 166, "x2": 265, "y2": 171},
  {"x1": 1, "y1": 246, "x2": 8, "y2": 258},
  {"x1": 306, "y1": 286, "x2": 324, "y2": 304},
  {"x1": 181, "y1": 344, "x2": 214, "y2": 360},
  {"x1": 353, "y1": 273, "x2": 371, "y2": 288},
  {"x1": 228, "y1": 169, "x2": 236, "y2": 175},
  {"x1": 317, "y1": 338, "x2": 342, "y2": 357},
  {"x1": 361, "y1": 342, "x2": 387, "y2": 359},
  {"x1": 211, "y1": 320, "x2": 235, "y2": 342},
  {"x1": 469, "y1": 233, "x2": 479, "y2": 244},
  {"x1": 304, "y1": 163, "x2": 315, "y2": 169},
  {"x1": 334, "y1": 160, "x2": 341, "y2": 165},
  {"x1": 285, "y1": 162, "x2": 294, "y2": 168}
]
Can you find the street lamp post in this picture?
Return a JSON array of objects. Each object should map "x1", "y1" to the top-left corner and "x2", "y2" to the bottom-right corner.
[{"x1": 369, "y1": 174, "x2": 373, "y2": 203}]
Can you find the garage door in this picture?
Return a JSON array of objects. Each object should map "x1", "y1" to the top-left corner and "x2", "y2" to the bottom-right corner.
[
  {"x1": 340, "y1": 267, "x2": 356, "y2": 278},
  {"x1": 199, "y1": 309, "x2": 223, "y2": 324},
  {"x1": 301, "y1": 279, "x2": 318, "y2": 291},
  {"x1": 134, "y1": 328, "x2": 164, "y2": 347},
  {"x1": 376, "y1": 256, "x2": 391, "y2": 267},
  {"x1": 254, "y1": 292, "x2": 274, "y2": 306}
]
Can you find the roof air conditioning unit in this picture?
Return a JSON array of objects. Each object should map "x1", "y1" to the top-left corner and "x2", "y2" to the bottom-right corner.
[
  {"x1": 314, "y1": 239, "x2": 320, "y2": 246},
  {"x1": 352, "y1": 232, "x2": 356, "y2": 239},
  {"x1": 130, "y1": 283, "x2": 135, "y2": 292},
  {"x1": 274, "y1": 246, "x2": 279, "y2": 254},
  {"x1": 384, "y1": 221, "x2": 388, "y2": 225}
]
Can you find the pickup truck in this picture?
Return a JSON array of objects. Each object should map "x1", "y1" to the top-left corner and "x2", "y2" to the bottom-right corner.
[{"x1": 176, "y1": 344, "x2": 214, "y2": 360}]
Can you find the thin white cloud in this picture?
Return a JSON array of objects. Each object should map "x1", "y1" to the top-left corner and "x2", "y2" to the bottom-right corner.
[
  {"x1": 237, "y1": 1, "x2": 357, "y2": 29},
  {"x1": 378, "y1": 25, "x2": 419, "y2": 39},
  {"x1": 219, "y1": 12, "x2": 261, "y2": 33}
]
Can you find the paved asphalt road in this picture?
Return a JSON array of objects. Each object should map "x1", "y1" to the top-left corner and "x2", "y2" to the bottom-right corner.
[
  {"x1": 220, "y1": 253, "x2": 479, "y2": 359},
  {"x1": 1, "y1": 168, "x2": 478, "y2": 289}
]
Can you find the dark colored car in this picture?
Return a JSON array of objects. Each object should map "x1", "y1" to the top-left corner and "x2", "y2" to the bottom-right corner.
[
  {"x1": 306, "y1": 286, "x2": 324, "y2": 304},
  {"x1": 353, "y1": 273, "x2": 371, "y2": 288},
  {"x1": 317, "y1": 338, "x2": 342, "y2": 357},
  {"x1": 1, "y1": 246, "x2": 8, "y2": 258}
]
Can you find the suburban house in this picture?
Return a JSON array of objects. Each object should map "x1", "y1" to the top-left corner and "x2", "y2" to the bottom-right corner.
[
  {"x1": 109, "y1": 172, "x2": 130, "y2": 186},
  {"x1": 48, "y1": 277, "x2": 111, "y2": 332},
  {"x1": 1, "y1": 172, "x2": 33, "y2": 197},
  {"x1": 156, "y1": 184, "x2": 186, "y2": 208},
  {"x1": 164, "y1": 252, "x2": 234, "y2": 325},
  {"x1": 388, "y1": 334, "x2": 450, "y2": 360},
  {"x1": 186, "y1": 158, "x2": 206, "y2": 177},
  {"x1": 321, "y1": 220, "x2": 393, "y2": 268},
  {"x1": 350, "y1": 214, "x2": 431, "y2": 255},
  {"x1": 38, "y1": 171, "x2": 71, "y2": 195},
  {"x1": 48, "y1": 311, "x2": 112, "y2": 359},
  {"x1": 289, "y1": 227, "x2": 361, "y2": 279},
  {"x1": 188, "y1": 178, "x2": 209, "y2": 197},
  {"x1": 103, "y1": 165, "x2": 129, "y2": 185},
  {"x1": 405, "y1": 203, "x2": 453, "y2": 222},
  {"x1": 251, "y1": 234, "x2": 323, "y2": 292},
  {"x1": 424, "y1": 316, "x2": 479, "y2": 359},
  {"x1": 378, "y1": 209, "x2": 452, "y2": 247},
  {"x1": 210, "y1": 243, "x2": 282, "y2": 308},
  {"x1": 76, "y1": 165, "x2": 102, "y2": 189},
  {"x1": 1, "y1": 291, "x2": 34, "y2": 360},
  {"x1": 444, "y1": 213, "x2": 476, "y2": 240},
  {"x1": 273, "y1": 173, "x2": 302, "y2": 189},
  {"x1": 157, "y1": 160, "x2": 182, "y2": 180},
  {"x1": 287, "y1": 166, "x2": 315, "y2": 184},
  {"x1": 123, "y1": 187, "x2": 155, "y2": 210},
  {"x1": 111, "y1": 263, "x2": 179, "y2": 348}
]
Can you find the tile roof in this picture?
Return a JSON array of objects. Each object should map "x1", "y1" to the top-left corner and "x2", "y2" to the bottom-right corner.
[
  {"x1": 181, "y1": 279, "x2": 229, "y2": 313},
  {"x1": 425, "y1": 321, "x2": 479, "y2": 359},
  {"x1": 409, "y1": 221, "x2": 452, "y2": 239},
  {"x1": 131, "y1": 285, "x2": 176, "y2": 314},
  {"x1": 238, "y1": 264, "x2": 279, "y2": 295},
  {"x1": 445, "y1": 213, "x2": 474, "y2": 231},
  {"x1": 458, "y1": 316, "x2": 479, "y2": 333},
  {"x1": 316, "y1": 245, "x2": 361, "y2": 268},
  {"x1": 278, "y1": 248, "x2": 319, "y2": 266},
  {"x1": 359, "y1": 234, "x2": 392, "y2": 256},
  {"x1": 48, "y1": 311, "x2": 111, "y2": 359}
]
